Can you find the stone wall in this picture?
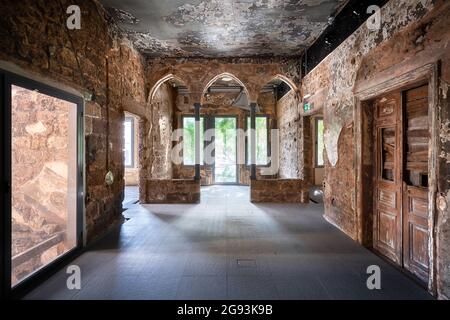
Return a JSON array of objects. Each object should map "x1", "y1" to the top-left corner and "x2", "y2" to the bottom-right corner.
[
  {"x1": 146, "y1": 57, "x2": 302, "y2": 103},
  {"x1": 301, "y1": 116, "x2": 314, "y2": 184},
  {"x1": 149, "y1": 82, "x2": 174, "y2": 179},
  {"x1": 0, "y1": 0, "x2": 147, "y2": 243},
  {"x1": 276, "y1": 90, "x2": 300, "y2": 178},
  {"x1": 145, "y1": 179, "x2": 200, "y2": 203},
  {"x1": 250, "y1": 179, "x2": 309, "y2": 203},
  {"x1": 139, "y1": 82, "x2": 175, "y2": 202},
  {"x1": 301, "y1": 0, "x2": 450, "y2": 298}
]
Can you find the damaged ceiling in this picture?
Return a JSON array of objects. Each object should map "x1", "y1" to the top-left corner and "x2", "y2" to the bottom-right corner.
[{"x1": 101, "y1": 0, "x2": 349, "y2": 58}]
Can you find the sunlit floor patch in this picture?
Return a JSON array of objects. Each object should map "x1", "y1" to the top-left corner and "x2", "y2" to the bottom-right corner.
[{"x1": 25, "y1": 186, "x2": 432, "y2": 300}]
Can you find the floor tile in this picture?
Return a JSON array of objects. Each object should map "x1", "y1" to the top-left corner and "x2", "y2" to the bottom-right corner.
[{"x1": 23, "y1": 186, "x2": 433, "y2": 300}]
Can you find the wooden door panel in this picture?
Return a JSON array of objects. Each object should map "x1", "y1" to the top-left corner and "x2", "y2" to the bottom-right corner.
[
  {"x1": 377, "y1": 210, "x2": 399, "y2": 262},
  {"x1": 375, "y1": 93, "x2": 398, "y2": 125},
  {"x1": 404, "y1": 84, "x2": 429, "y2": 188},
  {"x1": 377, "y1": 186, "x2": 397, "y2": 210},
  {"x1": 372, "y1": 84, "x2": 430, "y2": 284},
  {"x1": 410, "y1": 224, "x2": 428, "y2": 267},
  {"x1": 409, "y1": 196, "x2": 428, "y2": 219},
  {"x1": 373, "y1": 92, "x2": 402, "y2": 265},
  {"x1": 403, "y1": 185, "x2": 429, "y2": 283},
  {"x1": 402, "y1": 84, "x2": 430, "y2": 284}
]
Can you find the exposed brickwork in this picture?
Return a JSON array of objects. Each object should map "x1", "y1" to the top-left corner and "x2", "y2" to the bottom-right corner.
[
  {"x1": 277, "y1": 90, "x2": 300, "y2": 178},
  {"x1": 146, "y1": 57, "x2": 302, "y2": 103},
  {"x1": 145, "y1": 179, "x2": 200, "y2": 203},
  {"x1": 250, "y1": 179, "x2": 308, "y2": 203},
  {"x1": 0, "y1": 0, "x2": 147, "y2": 243},
  {"x1": 323, "y1": 125, "x2": 356, "y2": 236},
  {"x1": 149, "y1": 82, "x2": 174, "y2": 179},
  {"x1": 301, "y1": 116, "x2": 313, "y2": 184},
  {"x1": 2, "y1": 0, "x2": 449, "y2": 300}
]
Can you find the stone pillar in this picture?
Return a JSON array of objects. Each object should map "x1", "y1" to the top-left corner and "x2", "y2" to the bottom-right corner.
[
  {"x1": 250, "y1": 102, "x2": 256, "y2": 180},
  {"x1": 138, "y1": 117, "x2": 148, "y2": 203},
  {"x1": 194, "y1": 102, "x2": 201, "y2": 181},
  {"x1": 301, "y1": 116, "x2": 313, "y2": 185}
]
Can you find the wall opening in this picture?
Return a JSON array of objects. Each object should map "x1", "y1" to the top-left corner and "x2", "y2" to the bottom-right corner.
[
  {"x1": 1, "y1": 70, "x2": 83, "y2": 294},
  {"x1": 362, "y1": 82, "x2": 432, "y2": 286},
  {"x1": 123, "y1": 112, "x2": 140, "y2": 206},
  {"x1": 313, "y1": 115, "x2": 325, "y2": 186},
  {"x1": 213, "y1": 116, "x2": 238, "y2": 184},
  {"x1": 175, "y1": 74, "x2": 256, "y2": 187}
]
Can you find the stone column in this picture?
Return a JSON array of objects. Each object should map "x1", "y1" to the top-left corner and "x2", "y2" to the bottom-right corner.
[
  {"x1": 194, "y1": 102, "x2": 201, "y2": 181},
  {"x1": 138, "y1": 117, "x2": 149, "y2": 203},
  {"x1": 250, "y1": 102, "x2": 257, "y2": 180}
]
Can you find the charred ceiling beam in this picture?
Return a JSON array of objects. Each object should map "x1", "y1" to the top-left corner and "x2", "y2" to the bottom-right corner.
[{"x1": 302, "y1": 0, "x2": 389, "y2": 75}]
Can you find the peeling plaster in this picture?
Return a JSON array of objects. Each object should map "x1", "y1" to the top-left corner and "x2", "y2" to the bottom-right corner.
[
  {"x1": 440, "y1": 118, "x2": 450, "y2": 165},
  {"x1": 324, "y1": 123, "x2": 341, "y2": 167},
  {"x1": 323, "y1": 96, "x2": 354, "y2": 167},
  {"x1": 305, "y1": 0, "x2": 437, "y2": 168},
  {"x1": 440, "y1": 151, "x2": 450, "y2": 164},
  {"x1": 106, "y1": 7, "x2": 140, "y2": 24},
  {"x1": 300, "y1": 0, "x2": 450, "y2": 298},
  {"x1": 437, "y1": 189, "x2": 450, "y2": 299},
  {"x1": 101, "y1": 0, "x2": 348, "y2": 57},
  {"x1": 441, "y1": 120, "x2": 450, "y2": 144},
  {"x1": 438, "y1": 193, "x2": 448, "y2": 212}
]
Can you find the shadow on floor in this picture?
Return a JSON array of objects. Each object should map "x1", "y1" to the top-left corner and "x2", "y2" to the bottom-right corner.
[
  {"x1": 123, "y1": 186, "x2": 139, "y2": 210},
  {"x1": 24, "y1": 185, "x2": 433, "y2": 300}
]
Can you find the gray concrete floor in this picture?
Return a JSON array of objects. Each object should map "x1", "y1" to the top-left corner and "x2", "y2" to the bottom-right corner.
[
  {"x1": 123, "y1": 185, "x2": 139, "y2": 209},
  {"x1": 25, "y1": 185, "x2": 432, "y2": 300}
]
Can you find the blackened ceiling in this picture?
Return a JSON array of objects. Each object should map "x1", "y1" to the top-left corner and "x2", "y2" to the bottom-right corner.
[
  {"x1": 303, "y1": 0, "x2": 390, "y2": 74},
  {"x1": 101, "y1": 0, "x2": 349, "y2": 58}
]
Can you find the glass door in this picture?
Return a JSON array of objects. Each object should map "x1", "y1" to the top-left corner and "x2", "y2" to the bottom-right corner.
[
  {"x1": 2, "y1": 70, "x2": 83, "y2": 292},
  {"x1": 213, "y1": 117, "x2": 237, "y2": 184}
]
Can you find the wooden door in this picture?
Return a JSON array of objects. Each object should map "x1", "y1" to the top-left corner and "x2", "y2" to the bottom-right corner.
[
  {"x1": 402, "y1": 85, "x2": 430, "y2": 283},
  {"x1": 373, "y1": 92, "x2": 403, "y2": 264}
]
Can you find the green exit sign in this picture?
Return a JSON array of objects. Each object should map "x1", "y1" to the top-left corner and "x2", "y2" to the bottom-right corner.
[{"x1": 303, "y1": 103, "x2": 312, "y2": 112}]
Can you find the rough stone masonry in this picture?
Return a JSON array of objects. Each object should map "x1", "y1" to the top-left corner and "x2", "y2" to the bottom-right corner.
[{"x1": 0, "y1": 0, "x2": 449, "y2": 300}]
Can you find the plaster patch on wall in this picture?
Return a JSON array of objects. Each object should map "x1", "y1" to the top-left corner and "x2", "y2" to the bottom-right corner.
[
  {"x1": 324, "y1": 121, "x2": 342, "y2": 167},
  {"x1": 323, "y1": 96, "x2": 354, "y2": 167}
]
